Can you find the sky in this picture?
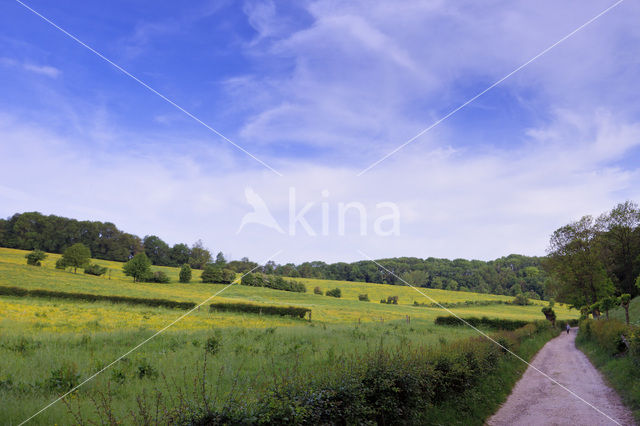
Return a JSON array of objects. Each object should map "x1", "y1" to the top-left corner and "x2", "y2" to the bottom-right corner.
[{"x1": 1, "y1": 0, "x2": 639, "y2": 264}]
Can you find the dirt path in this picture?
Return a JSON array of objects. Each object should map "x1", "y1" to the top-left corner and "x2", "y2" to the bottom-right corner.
[{"x1": 487, "y1": 327, "x2": 635, "y2": 426}]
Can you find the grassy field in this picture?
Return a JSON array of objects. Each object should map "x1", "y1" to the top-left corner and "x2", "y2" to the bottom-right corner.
[{"x1": 0, "y1": 247, "x2": 578, "y2": 424}]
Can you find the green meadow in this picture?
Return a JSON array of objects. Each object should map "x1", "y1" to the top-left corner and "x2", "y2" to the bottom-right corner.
[{"x1": 0, "y1": 247, "x2": 577, "y2": 424}]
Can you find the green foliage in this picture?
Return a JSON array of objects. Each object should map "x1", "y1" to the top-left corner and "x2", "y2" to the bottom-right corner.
[
  {"x1": 512, "y1": 293, "x2": 530, "y2": 306},
  {"x1": 83, "y1": 264, "x2": 107, "y2": 276},
  {"x1": 45, "y1": 363, "x2": 80, "y2": 392},
  {"x1": 326, "y1": 288, "x2": 342, "y2": 298},
  {"x1": 62, "y1": 243, "x2": 91, "y2": 273},
  {"x1": 209, "y1": 302, "x2": 311, "y2": 319},
  {"x1": 179, "y1": 264, "x2": 192, "y2": 283},
  {"x1": 55, "y1": 257, "x2": 67, "y2": 270},
  {"x1": 142, "y1": 235, "x2": 171, "y2": 266},
  {"x1": 434, "y1": 315, "x2": 530, "y2": 331},
  {"x1": 358, "y1": 293, "x2": 370, "y2": 302},
  {"x1": 201, "y1": 265, "x2": 235, "y2": 284},
  {"x1": 313, "y1": 286, "x2": 323, "y2": 295},
  {"x1": 0, "y1": 285, "x2": 196, "y2": 310},
  {"x1": 25, "y1": 249, "x2": 47, "y2": 266},
  {"x1": 145, "y1": 270, "x2": 170, "y2": 283},
  {"x1": 379, "y1": 295, "x2": 398, "y2": 304},
  {"x1": 188, "y1": 240, "x2": 212, "y2": 269},
  {"x1": 136, "y1": 359, "x2": 158, "y2": 379},
  {"x1": 123, "y1": 253, "x2": 151, "y2": 282},
  {"x1": 599, "y1": 296, "x2": 618, "y2": 319},
  {"x1": 205, "y1": 336, "x2": 221, "y2": 355},
  {"x1": 240, "y1": 273, "x2": 306, "y2": 293},
  {"x1": 188, "y1": 322, "x2": 554, "y2": 425}
]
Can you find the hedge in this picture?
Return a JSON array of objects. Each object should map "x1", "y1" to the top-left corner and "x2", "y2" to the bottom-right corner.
[
  {"x1": 240, "y1": 273, "x2": 306, "y2": 293},
  {"x1": 209, "y1": 302, "x2": 310, "y2": 319},
  {"x1": 434, "y1": 315, "x2": 530, "y2": 331},
  {"x1": 0, "y1": 285, "x2": 196, "y2": 310},
  {"x1": 187, "y1": 321, "x2": 555, "y2": 424}
]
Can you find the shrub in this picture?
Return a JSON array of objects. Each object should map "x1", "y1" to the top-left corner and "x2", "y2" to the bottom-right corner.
[
  {"x1": 512, "y1": 293, "x2": 530, "y2": 305},
  {"x1": 83, "y1": 263, "x2": 107, "y2": 276},
  {"x1": 314, "y1": 286, "x2": 323, "y2": 295},
  {"x1": 136, "y1": 359, "x2": 158, "y2": 379},
  {"x1": 46, "y1": 363, "x2": 80, "y2": 392},
  {"x1": 145, "y1": 270, "x2": 170, "y2": 283},
  {"x1": 187, "y1": 322, "x2": 554, "y2": 424},
  {"x1": 0, "y1": 285, "x2": 196, "y2": 310},
  {"x1": 25, "y1": 249, "x2": 47, "y2": 266},
  {"x1": 179, "y1": 264, "x2": 192, "y2": 283},
  {"x1": 205, "y1": 336, "x2": 221, "y2": 355},
  {"x1": 201, "y1": 265, "x2": 235, "y2": 283},
  {"x1": 326, "y1": 288, "x2": 342, "y2": 298},
  {"x1": 434, "y1": 316, "x2": 530, "y2": 331},
  {"x1": 123, "y1": 253, "x2": 152, "y2": 282},
  {"x1": 209, "y1": 302, "x2": 311, "y2": 319},
  {"x1": 55, "y1": 258, "x2": 67, "y2": 270},
  {"x1": 387, "y1": 295, "x2": 398, "y2": 305},
  {"x1": 579, "y1": 319, "x2": 630, "y2": 355},
  {"x1": 358, "y1": 294, "x2": 370, "y2": 302},
  {"x1": 240, "y1": 273, "x2": 306, "y2": 293}
]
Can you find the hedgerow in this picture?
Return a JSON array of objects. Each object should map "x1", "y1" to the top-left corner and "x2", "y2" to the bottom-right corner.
[
  {"x1": 240, "y1": 273, "x2": 306, "y2": 293},
  {"x1": 187, "y1": 321, "x2": 554, "y2": 424},
  {"x1": 434, "y1": 315, "x2": 530, "y2": 330},
  {"x1": 209, "y1": 302, "x2": 310, "y2": 319},
  {"x1": 0, "y1": 285, "x2": 196, "y2": 310}
]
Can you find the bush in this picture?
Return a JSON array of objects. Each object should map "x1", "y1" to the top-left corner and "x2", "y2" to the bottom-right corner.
[
  {"x1": 187, "y1": 322, "x2": 554, "y2": 424},
  {"x1": 202, "y1": 265, "x2": 236, "y2": 284},
  {"x1": 55, "y1": 258, "x2": 67, "y2": 270},
  {"x1": 387, "y1": 295, "x2": 398, "y2": 305},
  {"x1": 358, "y1": 294, "x2": 370, "y2": 302},
  {"x1": 314, "y1": 286, "x2": 323, "y2": 295},
  {"x1": 205, "y1": 336, "x2": 221, "y2": 355},
  {"x1": 0, "y1": 285, "x2": 196, "y2": 310},
  {"x1": 145, "y1": 270, "x2": 170, "y2": 283},
  {"x1": 209, "y1": 302, "x2": 311, "y2": 319},
  {"x1": 326, "y1": 288, "x2": 342, "y2": 298},
  {"x1": 179, "y1": 264, "x2": 192, "y2": 283},
  {"x1": 240, "y1": 273, "x2": 306, "y2": 293},
  {"x1": 46, "y1": 363, "x2": 80, "y2": 392},
  {"x1": 83, "y1": 264, "x2": 107, "y2": 276},
  {"x1": 512, "y1": 293, "x2": 530, "y2": 305},
  {"x1": 123, "y1": 253, "x2": 152, "y2": 282},
  {"x1": 578, "y1": 319, "x2": 630, "y2": 355},
  {"x1": 434, "y1": 316, "x2": 530, "y2": 331},
  {"x1": 25, "y1": 249, "x2": 47, "y2": 266}
]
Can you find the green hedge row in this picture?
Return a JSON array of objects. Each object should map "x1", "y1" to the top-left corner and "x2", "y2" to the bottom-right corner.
[
  {"x1": 187, "y1": 321, "x2": 555, "y2": 424},
  {"x1": 209, "y1": 302, "x2": 311, "y2": 319},
  {"x1": 0, "y1": 285, "x2": 196, "y2": 310},
  {"x1": 434, "y1": 315, "x2": 530, "y2": 330},
  {"x1": 414, "y1": 300, "x2": 512, "y2": 308},
  {"x1": 240, "y1": 273, "x2": 306, "y2": 293}
]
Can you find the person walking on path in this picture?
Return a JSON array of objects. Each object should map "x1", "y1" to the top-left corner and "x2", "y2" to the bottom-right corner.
[{"x1": 566, "y1": 323, "x2": 570, "y2": 334}]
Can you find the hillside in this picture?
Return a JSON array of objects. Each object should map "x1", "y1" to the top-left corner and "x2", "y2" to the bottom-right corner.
[{"x1": 0, "y1": 248, "x2": 574, "y2": 326}]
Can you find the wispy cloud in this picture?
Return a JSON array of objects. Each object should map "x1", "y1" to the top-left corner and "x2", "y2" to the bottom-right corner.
[
  {"x1": 23, "y1": 63, "x2": 60, "y2": 78},
  {"x1": 0, "y1": 57, "x2": 60, "y2": 78}
]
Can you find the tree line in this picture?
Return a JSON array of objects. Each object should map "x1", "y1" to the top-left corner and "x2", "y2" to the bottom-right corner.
[
  {"x1": 544, "y1": 201, "x2": 640, "y2": 308},
  {"x1": 2, "y1": 211, "x2": 551, "y2": 298},
  {"x1": 0, "y1": 212, "x2": 223, "y2": 269}
]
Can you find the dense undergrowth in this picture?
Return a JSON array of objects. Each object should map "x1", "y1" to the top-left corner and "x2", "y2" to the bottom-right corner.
[
  {"x1": 173, "y1": 321, "x2": 557, "y2": 425},
  {"x1": 576, "y1": 319, "x2": 640, "y2": 421}
]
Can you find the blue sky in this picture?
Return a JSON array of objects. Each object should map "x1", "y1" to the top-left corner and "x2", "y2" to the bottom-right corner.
[{"x1": 1, "y1": 0, "x2": 639, "y2": 263}]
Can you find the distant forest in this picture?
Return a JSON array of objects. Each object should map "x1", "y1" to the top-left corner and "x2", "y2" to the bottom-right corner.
[{"x1": 0, "y1": 212, "x2": 550, "y2": 299}]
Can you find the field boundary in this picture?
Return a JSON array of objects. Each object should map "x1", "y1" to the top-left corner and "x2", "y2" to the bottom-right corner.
[{"x1": 0, "y1": 285, "x2": 196, "y2": 310}]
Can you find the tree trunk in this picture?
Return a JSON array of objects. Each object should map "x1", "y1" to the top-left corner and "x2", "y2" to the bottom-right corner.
[{"x1": 625, "y1": 306, "x2": 630, "y2": 325}]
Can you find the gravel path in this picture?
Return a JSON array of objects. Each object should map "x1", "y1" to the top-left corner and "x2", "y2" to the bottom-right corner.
[{"x1": 487, "y1": 327, "x2": 635, "y2": 426}]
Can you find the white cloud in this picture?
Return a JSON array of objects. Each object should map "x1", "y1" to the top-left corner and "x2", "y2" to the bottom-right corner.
[{"x1": 22, "y1": 63, "x2": 61, "y2": 78}]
